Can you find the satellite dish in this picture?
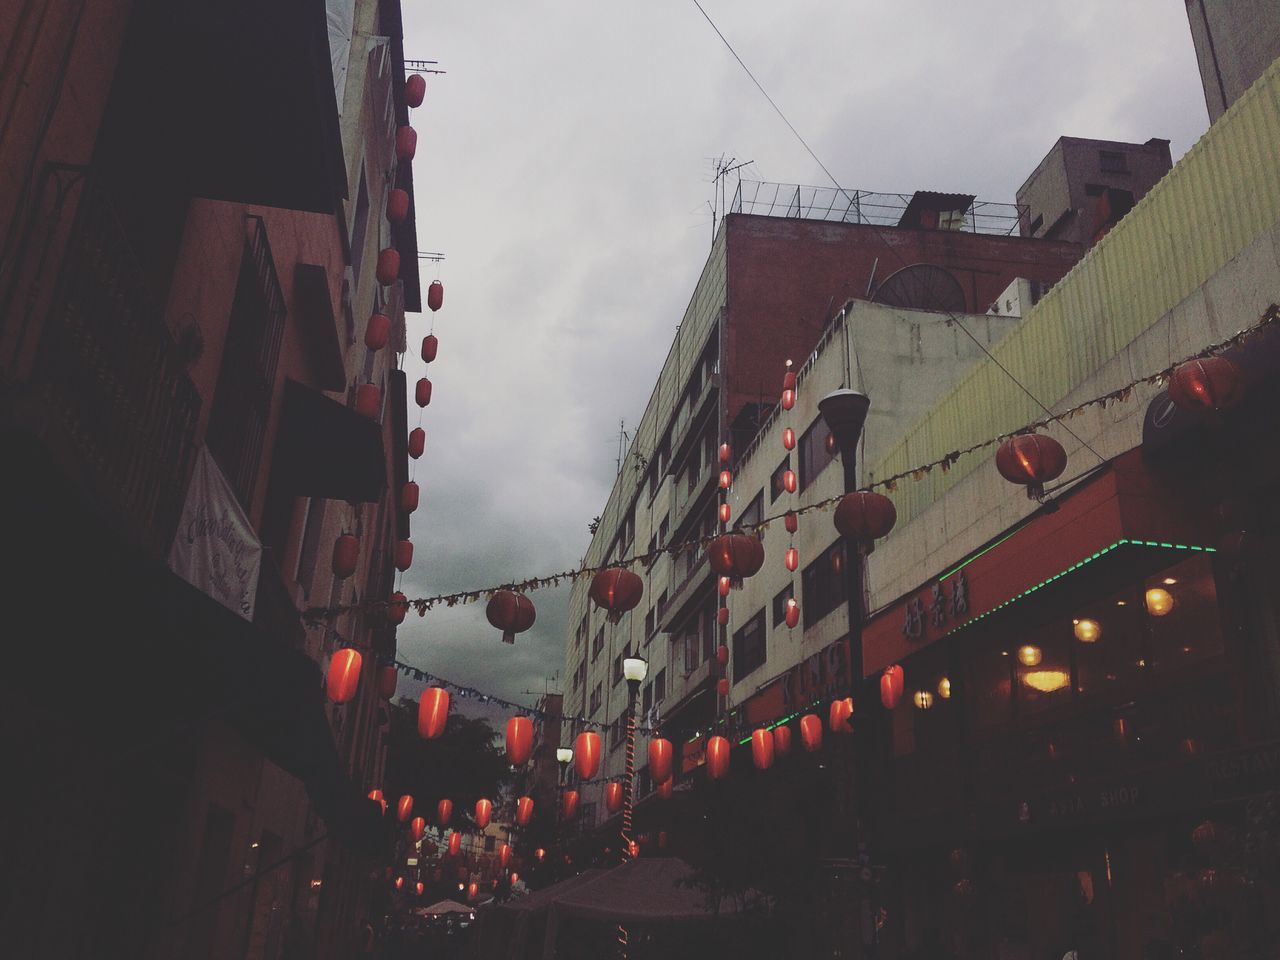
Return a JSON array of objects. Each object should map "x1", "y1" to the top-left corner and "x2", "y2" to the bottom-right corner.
[{"x1": 871, "y1": 263, "x2": 967, "y2": 312}]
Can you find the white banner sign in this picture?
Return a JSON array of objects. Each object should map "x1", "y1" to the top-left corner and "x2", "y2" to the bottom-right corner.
[{"x1": 169, "y1": 446, "x2": 262, "y2": 620}]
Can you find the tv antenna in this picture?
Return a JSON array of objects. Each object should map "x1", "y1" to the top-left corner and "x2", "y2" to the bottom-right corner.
[
  {"x1": 614, "y1": 420, "x2": 631, "y2": 477},
  {"x1": 708, "y1": 155, "x2": 754, "y2": 244}
]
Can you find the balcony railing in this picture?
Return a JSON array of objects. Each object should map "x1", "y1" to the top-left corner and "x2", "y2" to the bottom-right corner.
[{"x1": 34, "y1": 178, "x2": 201, "y2": 555}]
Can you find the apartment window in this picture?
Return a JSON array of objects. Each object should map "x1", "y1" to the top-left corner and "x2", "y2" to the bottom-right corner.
[
  {"x1": 592, "y1": 627, "x2": 605, "y2": 661},
  {"x1": 589, "y1": 684, "x2": 602, "y2": 715},
  {"x1": 657, "y1": 589, "x2": 669, "y2": 619},
  {"x1": 686, "y1": 457, "x2": 699, "y2": 495},
  {"x1": 653, "y1": 667, "x2": 666, "y2": 704},
  {"x1": 484, "y1": 835, "x2": 496, "y2": 852},
  {"x1": 349, "y1": 165, "x2": 371, "y2": 289},
  {"x1": 772, "y1": 583, "x2": 795, "y2": 627},
  {"x1": 733, "y1": 610, "x2": 767, "y2": 682},
  {"x1": 798, "y1": 421, "x2": 837, "y2": 492},
  {"x1": 576, "y1": 614, "x2": 588, "y2": 650},
  {"x1": 645, "y1": 607, "x2": 656, "y2": 638},
  {"x1": 658, "y1": 515, "x2": 669, "y2": 547},
  {"x1": 642, "y1": 682, "x2": 653, "y2": 714},
  {"x1": 650, "y1": 436, "x2": 670, "y2": 500},
  {"x1": 801, "y1": 541, "x2": 848, "y2": 628},
  {"x1": 613, "y1": 653, "x2": 624, "y2": 686},
  {"x1": 1028, "y1": 213, "x2": 1044, "y2": 236},
  {"x1": 770, "y1": 455, "x2": 791, "y2": 503},
  {"x1": 1099, "y1": 150, "x2": 1129, "y2": 174},
  {"x1": 617, "y1": 509, "x2": 635, "y2": 558},
  {"x1": 738, "y1": 491, "x2": 763, "y2": 532},
  {"x1": 703, "y1": 431, "x2": 716, "y2": 470}
]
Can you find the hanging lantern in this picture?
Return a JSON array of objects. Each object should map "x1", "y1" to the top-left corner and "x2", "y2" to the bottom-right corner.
[
  {"x1": 588, "y1": 568, "x2": 644, "y2": 623},
  {"x1": 658, "y1": 778, "x2": 673, "y2": 799},
  {"x1": 411, "y1": 816, "x2": 425, "y2": 842},
  {"x1": 376, "y1": 248, "x2": 401, "y2": 286},
  {"x1": 506, "y1": 716, "x2": 534, "y2": 766},
  {"x1": 397, "y1": 795, "x2": 413, "y2": 822},
  {"x1": 416, "y1": 881, "x2": 425, "y2": 896},
  {"x1": 782, "y1": 469, "x2": 797, "y2": 494},
  {"x1": 782, "y1": 427, "x2": 796, "y2": 451},
  {"x1": 1169, "y1": 357, "x2": 1244, "y2": 414},
  {"x1": 394, "y1": 876, "x2": 404, "y2": 890},
  {"x1": 716, "y1": 644, "x2": 729, "y2": 667},
  {"x1": 751, "y1": 728, "x2": 775, "y2": 770},
  {"x1": 474, "y1": 798, "x2": 492, "y2": 829},
  {"x1": 535, "y1": 848, "x2": 545, "y2": 862},
  {"x1": 408, "y1": 427, "x2": 426, "y2": 459},
  {"x1": 395, "y1": 125, "x2": 417, "y2": 160},
  {"x1": 448, "y1": 831, "x2": 462, "y2": 856},
  {"x1": 717, "y1": 606, "x2": 729, "y2": 626},
  {"x1": 783, "y1": 367, "x2": 797, "y2": 392},
  {"x1": 516, "y1": 796, "x2": 534, "y2": 827},
  {"x1": 421, "y1": 334, "x2": 439, "y2": 363},
  {"x1": 829, "y1": 697, "x2": 854, "y2": 733},
  {"x1": 707, "y1": 533, "x2": 765, "y2": 579},
  {"x1": 354, "y1": 383, "x2": 381, "y2": 419},
  {"x1": 418, "y1": 687, "x2": 450, "y2": 739},
  {"x1": 719, "y1": 502, "x2": 731, "y2": 524},
  {"x1": 376, "y1": 665, "x2": 398, "y2": 700},
  {"x1": 799, "y1": 714, "x2": 823, "y2": 752},
  {"x1": 881, "y1": 665, "x2": 905, "y2": 710},
  {"x1": 784, "y1": 547, "x2": 799, "y2": 572},
  {"x1": 717, "y1": 677, "x2": 730, "y2": 697},
  {"x1": 400, "y1": 482, "x2": 420, "y2": 514},
  {"x1": 387, "y1": 188, "x2": 410, "y2": 222},
  {"x1": 719, "y1": 442, "x2": 731, "y2": 463},
  {"x1": 781, "y1": 388, "x2": 796, "y2": 410},
  {"x1": 648, "y1": 738, "x2": 673, "y2": 782},
  {"x1": 368, "y1": 789, "x2": 387, "y2": 814},
  {"x1": 395, "y1": 539, "x2": 413, "y2": 571},
  {"x1": 387, "y1": 591, "x2": 409, "y2": 626},
  {"x1": 605, "y1": 782, "x2": 624, "y2": 813},
  {"x1": 773, "y1": 724, "x2": 792, "y2": 757},
  {"x1": 784, "y1": 511, "x2": 798, "y2": 534},
  {"x1": 332, "y1": 533, "x2": 358, "y2": 579},
  {"x1": 834, "y1": 491, "x2": 897, "y2": 544},
  {"x1": 437, "y1": 798, "x2": 453, "y2": 825},
  {"x1": 574, "y1": 731, "x2": 601, "y2": 779},
  {"x1": 326, "y1": 648, "x2": 362, "y2": 704},
  {"x1": 499, "y1": 842, "x2": 511, "y2": 868},
  {"x1": 414, "y1": 377, "x2": 433, "y2": 407},
  {"x1": 718, "y1": 576, "x2": 731, "y2": 597},
  {"x1": 405, "y1": 73, "x2": 426, "y2": 107},
  {"x1": 706, "y1": 735, "x2": 730, "y2": 779},
  {"x1": 784, "y1": 598, "x2": 800, "y2": 629},
  {"x1": 467, "y1": 881, "x2": 479, "y2": 900},
  {"x1": 996, "y1": 433, "x2": 1068, "y2": 497},
  {"x1": 364, "y1": 312, "x2": 391, "y2": 350},
  {"x1": 562, "y1": 789, "x2": 579, "y2": 819},
  {"x1": 719, "y1": 469, "x2": 732, "y2": 489},
  {"x1": 427, "y1": 279, "x2": 444, "y2": 312},
  {"x1": 486, "y1": 590, "x2": 537, "y2": 644}
]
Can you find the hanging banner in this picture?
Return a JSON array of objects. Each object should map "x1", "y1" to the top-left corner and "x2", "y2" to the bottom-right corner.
[{"x1": 169, "y1": 446, "x2": 262, "y2": 620}]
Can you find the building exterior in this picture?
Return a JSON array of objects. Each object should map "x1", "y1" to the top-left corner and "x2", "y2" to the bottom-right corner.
[
  {"x1": 1185, "y1": 0, "x2": 1280, "y2": 122},
  {"x1": 1, "y1": 0, "x2": 424, "y2": 957}
]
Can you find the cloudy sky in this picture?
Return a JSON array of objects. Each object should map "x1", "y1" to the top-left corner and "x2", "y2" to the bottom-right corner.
[{"x1": 392, "y1": 0, "x2": 1210, "y2": 719}]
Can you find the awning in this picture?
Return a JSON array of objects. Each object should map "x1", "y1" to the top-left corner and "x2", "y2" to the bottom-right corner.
[{"x1": 273, "y1": 378, "x2": 387, "y2": 503}]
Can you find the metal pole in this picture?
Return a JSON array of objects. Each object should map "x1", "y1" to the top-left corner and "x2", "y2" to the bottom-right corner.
[{"x1": 617, "y1": 677, "x2": 640, "y2": 958}]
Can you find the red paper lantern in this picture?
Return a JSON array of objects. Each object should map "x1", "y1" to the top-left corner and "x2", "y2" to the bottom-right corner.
[
  {"x1": 784, "y1": 511, "x2": 798, "y2": 534},
  {"x1": 509, "y1": 871, "x2": 519, "y2": 884},
  {"x1": 784, "y1": 547, "x2": 799, "y2": 572},
  {"x1": 657, "y1": 778, "x2": 673, "y2": 799},
  {"x1": 395, "y1": 125, "x2": 417, "y2": 160},
  {"x1": 719, "y1": 502, "x2": 731, "y2": 524},
  {"x1": 406, "y1": 74, "x2": 426, "y2": 107},
  {"x1": 408, "y1": 427, "x2": 425, "y2": 459},
  {"x1": 783, "y1": 369, "x2": 797, "y2": 392},
  {"x1": 376, "y1": 665, "x2": 398, "y2": 700},
  {"x1": 387, "y1": 188, "x2": 410, "y2": 222},
  {"x1": 506, "y1": 716, "x2": 534, "y2": 766},
  {"x1": 717, "y1": 606, "x2": 729, "y2": 626},
  {"x1": 706, "y1": 735, "x2": 730, "y2": 779},
  {"x1": 718, "y1": 576, "x2": 731, "y2": 597},
  {"x1": 719, "y1": 469, "x2": 732, "y2": 490},
  {"x1": 782, "y1": 469, "x2": 797, "y2": 494},
  {"x1": 996, "y1": 433, "x2": 1068, "y2": 496},
  {"x1": 332, "y1": 534, "x2": 358, "y2": 578},
  {"x1": 467, "y1": 881, "x2": 479, "y2": 900},
  {"x1": 355, "y1": 383, "x2": 381, "y2": 419},
  {"x1": 707, "y1": 533, "x2": 765, "y2": 578},
  {"x1": 833, "y1": 491, "x2": 897, "y2": 543},
  {"x1": 437, "y1": 798, "x2": 452, "y2": 825},
  {"x1": 784, "y1": 598, "x2": 800, "y2": 629},
  {"x1": 475, "y1": 798, "x2": 492, "y2": 829},
  {"x1": 394, "y1": 876, "x2": 404, "y2": 890},
  {"x1": 387, "y1": 591, "x2": 409, "y2": 626},
  {"x1": 400, "y1": 482, "x2": 419, "y2": 514},
  {"x1": 562, "y1": 789, "x2": 579, "y2": 818},
  {"x1": 1169, "y1": 357, "x2": 1244, "y2": 414},
  {"x1": 535, "y1": 848, "x2": 545, "y2": 861},
  {"x1": 773, "y1": 725, "x2": 792, "y2": 756},
  {"x1": 364, "y1": 312, "x2": 391, "y2": 350},
  {"x1": 516, "y1": 796, "x2": 534, "y2": 827},
  {"x1": 418, "y1": 687, "x2": 449, "y2": 739},
  {"x1": 648, "y1": 738, "x2": 673, "y2": 783},
  {"x1": 415, "y1": 377, "x2": 432, "y2": 407},
  {"x1": 781, "y1": 388, "x2": 795, "y2": 410},
  {"x1": 368, "y1": 789, "x2": 387, "y2": 814},
  {"x1": 588, "y1": 568, "x2": 644, "y2": 622},
  {"x1": 605, "y1": 781, "x2": 623, "y2": 813},
  {"x1": 395, "y1": 539, "x2": 413, "y2": 572},
  {"x1": 397, "y1": 795, "x2": 414, "y2": 822},
  {"x1": 782, "y1": 427, "x2": 796, "y2": 450},
  {"x1": 719, "y1": 443, "x2": 731, "y2": 463},
  {"x1": 499, "y1": 842, "x2": 511, "y2": 868},
  {"x1": 716, "y1": 644, "x2": 729, "y2": 667},
  {"x1": 486, "y1": 590, "x2": 536, "y2": 644},
  {"x1": 751, "y1": 728, "x2": 775, "y2": 770},
  {"x1": 574, "y1": 732, "x2": 601, "y2": 779},
  {"x1": 448, "y1": 831, "x2": 462, "y2": 856},
  {"x1": 376, "y1": 248, "x2": 400, "y2": 286},
  {"x1": 416, "y1": 881, "x2": 425, "y2": 896},
  {"x1": 411, "y1": 816, "x2": 425, "y2": 841},
  {"x1": 421, "y1": 334, "x2": 438, "y2": 363},
  {"x1": 880, "y1": 665, "x2": 905, "y2": 710},
  {"x1": 717, "y1": 677, "x2": 730, "y2": 697},
  {"x1": 799, "y1": 713, "x2": 823, "y2": 752},
  {"x1": 326, "y1": 648, "x2": 362, "y2": 704},
  {"x1": 427, "y1": 279, "x2": 444, "y2": 312},
  {"x1": 829, "y1": 697, "x2": 853, "y2": 733}
]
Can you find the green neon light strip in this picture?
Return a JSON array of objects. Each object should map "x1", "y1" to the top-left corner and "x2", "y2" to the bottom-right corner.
[
  {"x1": 940, "y1": 538, "x2": 1215, "y2": 640},
  {"x1": 938, "y1": 526, "x2": 1024, "y2": 582}
]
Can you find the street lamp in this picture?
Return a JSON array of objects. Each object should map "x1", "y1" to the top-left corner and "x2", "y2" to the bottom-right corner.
[{"x1": 616, "y1": 656, "x2": 648, "y2": 959}]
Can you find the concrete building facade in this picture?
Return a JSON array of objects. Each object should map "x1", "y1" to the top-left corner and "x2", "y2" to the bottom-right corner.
[{"x1": 1185, "y1": 0, "x2": 1280, "y2": 122}]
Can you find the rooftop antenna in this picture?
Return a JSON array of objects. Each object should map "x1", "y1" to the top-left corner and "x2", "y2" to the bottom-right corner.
[
  {"x1": 709, "y1": 156, "x2": 754, "y2": 245},
  {"x1": 615, "y1": 420, "x2": 631, "y2": 477}
]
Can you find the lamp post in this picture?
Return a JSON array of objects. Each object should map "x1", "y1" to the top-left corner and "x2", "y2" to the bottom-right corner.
[{"x1": 617, "y1": 655, "x2": 647, "y2": 959}]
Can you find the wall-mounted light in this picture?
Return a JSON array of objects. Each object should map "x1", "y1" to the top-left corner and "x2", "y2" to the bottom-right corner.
[
  {"x1": 1017, "y1": 645, "x2": 1043, "y2": 667},
  {"x1": 913, "y1": 690, "x2": 934, "y2": 710},
  {"x1": 1022, "y1": 670, "x2": 1069, "y2": 693},
  {"x1": 1073, "y1": 619, "x2": 1101, "y2": 643},
  {"x1": 937, "y1": 677, "x2": 952, "y2": 699},
  {"x1": 1145, "y1": 588, "x2": 1174, "y2": 616}
]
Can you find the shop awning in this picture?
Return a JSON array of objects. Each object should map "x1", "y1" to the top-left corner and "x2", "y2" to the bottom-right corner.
[
  {"x1": 862, "y1": 450, "x2": 1217, "y2": 676},
  {"x1": 273, "y1": 378, "x2": 387, "y2": 504}
]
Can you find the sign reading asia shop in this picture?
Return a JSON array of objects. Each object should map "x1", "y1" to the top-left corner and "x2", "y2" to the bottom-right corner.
[{"x1": 168, "y1": 446, "x2": 262, "y2": 620}]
